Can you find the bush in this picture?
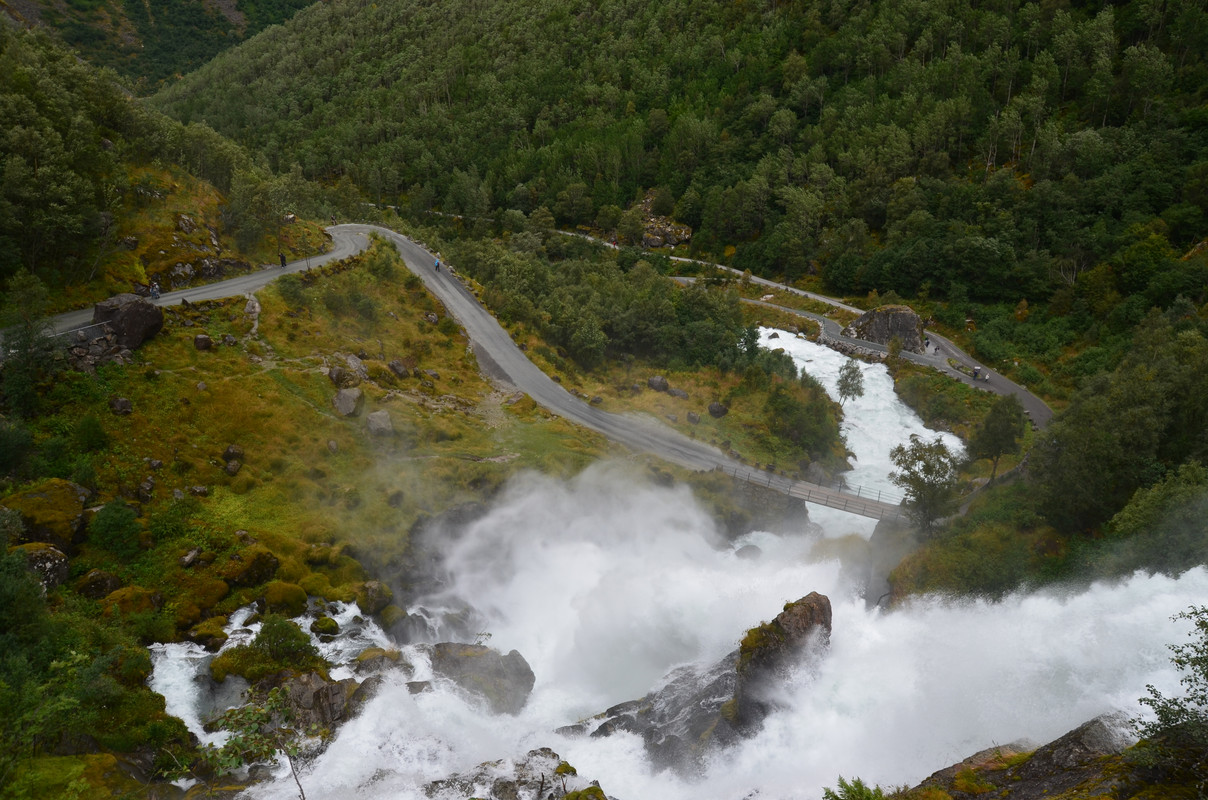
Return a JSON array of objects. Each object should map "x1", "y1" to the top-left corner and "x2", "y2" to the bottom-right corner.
[
  {"x1": 73, "y1": 415, "x2": 109, "y2": 452},
  {"x1": 0, "y1": 421, "x2": 34, "y2": 474},
  {"x1": 1132, "y1": 606, "x2": 1208, "y2": 791},
  {"x1": 210, "y1": 615, "x2": 323, "y2": 683},
  {"x1": 277, "y1": 274, "x2": 308, "y2": 308},
  {"x1": 90, "y1": 502, "x2": 142, "y2": 559}
]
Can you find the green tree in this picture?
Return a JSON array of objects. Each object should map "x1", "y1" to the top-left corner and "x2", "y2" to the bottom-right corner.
[
  {"x1": 0, "y1": 270, "x2": 55, "y2": 418},
  {"x1": 1132, "y1": 606, "x2": 1208, "y2": 793},
  {"x1": 836, "y1": 358, "x2": 864, "y2": 407},
  {"x1": 196, "y1": 686, "x2": 311, "y2": 799},
  {"x1": 890, "y1": 434, "x2": 961, "y2": 534},
  {"x1": 969, "y1": 394, "x2": 1026, "y2": 479}
]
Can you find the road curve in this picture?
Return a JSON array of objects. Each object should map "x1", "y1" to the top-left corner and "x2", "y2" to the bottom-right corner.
[{"x1": 43, "y1": 224, "x2": 902, "y2": 520}]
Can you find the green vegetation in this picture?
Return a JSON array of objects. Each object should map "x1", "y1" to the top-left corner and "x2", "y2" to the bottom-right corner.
[
  {"x1": 1132, "y1": 606, "x2": 1208, "y2": 794},
  {"x1": 889, "y1": 435, "x2": 962, "y2": 534},
  {"x1": 967, "y1": 394, "x2": 1026, "y2": 480},
  {"x1": 823, "y1": 776, "x2": 888, "y2": 800},
  {"x1": 210, "y1": 615, "x2": 325, "y2": 683}
]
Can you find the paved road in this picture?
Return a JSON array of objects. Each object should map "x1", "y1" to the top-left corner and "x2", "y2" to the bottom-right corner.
[
  {"x1": 47, "y1": 234, "x2": 367, "y2": 336},
  {"x1": 43, "y1": 224, "x2": 905, "y2": 520}
]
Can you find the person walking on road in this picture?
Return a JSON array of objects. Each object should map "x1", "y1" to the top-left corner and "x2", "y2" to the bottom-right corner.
[
  {"x1": 279, "y1": 252, "x2": 287, "y2": 269},
  {"x1": 434, "y1": 257, "x2": 440, "y2": 271}
]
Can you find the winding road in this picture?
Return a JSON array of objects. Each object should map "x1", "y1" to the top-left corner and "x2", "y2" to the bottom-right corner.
[{"x1": 42, "y1": 223, "x2": 1053, "y2": 519}]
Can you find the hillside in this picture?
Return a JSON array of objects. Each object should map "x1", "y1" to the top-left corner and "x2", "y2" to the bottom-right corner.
[{"x1": 1, "y1": 0, "x2": 312, "y2": 89}]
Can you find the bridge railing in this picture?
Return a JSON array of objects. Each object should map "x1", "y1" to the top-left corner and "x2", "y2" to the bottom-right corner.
[{"x1": 720, "y1": 464, "x2": 905, "y2": 520}]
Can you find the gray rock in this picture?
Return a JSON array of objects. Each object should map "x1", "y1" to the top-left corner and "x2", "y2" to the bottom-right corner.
[
  {"x1": 13, "y1": 543, "x2": 70, "y2": 592},
  {"x1": 327, "y1": 440, "x2": 339, "y2": 454},
  {"x1": 280, "y1": 671, "x2": 374, "y2": 732},
  {"x1": 428, "y1": 643, "x2": 536, "y2": 715},
  {"x1": 193, "y1": 333, "x2": 213, "y2": 351},
  {"x1": 366, "y1": 410, "x2": 394, "y2": 436},
  {"x1": 590, "y1": 395, "x2": 603, "y2": 405},
  {"x1": 708, "y1": 401, "x2": 729, "y2": 418},
  {"x1": 91, "y1": 294, "x2": 164, "y2": 349},
  {"x1": 109, "y1": 397, "x2": 133, "y2": 415},
  {"x1": 668, "y1": 387, "x2": 689, "y2": 399},
  {"x1": 224, "y1": 460, "x2": 242, "y2": 476},
  {"x1": 687, "y1": 412, "x2": 701, "y2": 424},
  {"x1": 332, "y1": 387, "x2": 363, "y2": 417},
  {"x1": 189, "y1": 485, "x2": 209, "y2": 497},
  {"x1": 222, "y1": 334, "x2": 237, "y2": 347},
  {"x1": 387, "y1": 359, "x2": 409, "y2": 378},
  {"x1": 648, "y1": 375, "x2": 670, "y2": 392},
  {"x1": 223, "y1": 444, "x2": 244, "y2": 462},
  {"x1": 344, "y1": 354, "x2": 369, "y2": 379},
  {"x1": 841, "y1": 304, "x2": 925, "y2": 354}
]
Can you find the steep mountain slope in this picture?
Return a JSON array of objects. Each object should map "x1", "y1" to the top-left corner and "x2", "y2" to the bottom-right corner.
[
  {"x1": 1, "y1": 0, "x2": 313, "y2": 89},
  {"x1": 151, "y1": 0, "x2": 1208, "y2": 308}
]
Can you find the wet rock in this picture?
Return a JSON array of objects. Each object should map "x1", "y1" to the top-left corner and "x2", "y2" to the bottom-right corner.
[
  {"x1": 428, "y1": 643, "x2": 536, "y2": 715},
  {"x1": 311, "y1": 616, "x2": 340, "y2": 637},
  {"x1": 708, "y1": 401, "x2": 729, "y2": 418},
  {"x1": 841, "y1": 304, "x2": 925, "y2": 354},
  {"x1": 353, "y1": 646, "x2": 403, "y2": 674},
  {"x1": 584, "y1": 592, "x2": 832, "y2": 772},
  {"x1": 188, "y1": 616, "x2": 229, "y2": 651},
  {"x1": 424, "y1": 747, "x2": 602, "y2": 800},
  {"x1": 407, "y1": 680, "x2": 432, "y2": 695},
  {"x1": 648, "y1": 375, "x2": 669, "y2": 392},
  {"x1": 355, "y1": 580, "x2": 393, "y2": 615},
  {"x1": 731, "y1": 591, "x2": 832, "y2": 731},
  {"x1": 280, "y1": 671, "x2": 374, "y2": 731},
  {"x1": 91, "y1": 294, "x2": 164, "y2": 349},
  {"x1": 332, "y1": 387, "x2": 363, "y2": 417}
]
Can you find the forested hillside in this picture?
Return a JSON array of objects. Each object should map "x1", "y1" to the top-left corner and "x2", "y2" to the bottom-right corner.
[
  {"x1": 152, "y1": 0, "x2": 1206, "y2": 293},
  {"x1": 2, "y1": 0, "x2": 312, "y2": 89}
]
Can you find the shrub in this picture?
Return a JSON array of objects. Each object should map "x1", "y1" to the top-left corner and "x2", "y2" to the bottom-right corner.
[
  {"x1": 1131, "y1": 606, "x2": 1208, "y2": 791},
  {"x1": 90, "y1": 502, "x2": 142, "y2": 559},
  {"x1": 210, "y1": 615, "x2": 323, "y2": 683}
]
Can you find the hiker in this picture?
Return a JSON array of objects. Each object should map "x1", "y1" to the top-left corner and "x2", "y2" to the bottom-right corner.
[
  {"x1": 434, "y1": 257, "x2": 440, "y2": 271},
  {"x1": 279, "y1": 252, "x2": 287, "y2": 269},
  {"x1": 150, "y1": 282, "x2": 160, "y2": 300}
]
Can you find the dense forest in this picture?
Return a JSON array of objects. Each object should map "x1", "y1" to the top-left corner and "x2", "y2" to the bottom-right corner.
[{"x1": 3, "y1": 0, "x2": 313, "y2": 88}]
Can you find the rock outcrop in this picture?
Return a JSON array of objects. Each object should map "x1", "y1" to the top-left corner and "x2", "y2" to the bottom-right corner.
[
  {"x1": 425, "y1": 747, "x2": 604, "y2": 800},
  {"x1": 841, "y1": 304, "x2": 925, "y2": 354},
  {"x1": 279, "y1": 671, "x2": 376, "y2": 731},
  {"x1": 91, "y1": 294, "x2": 164, "y2": 349},
  {"x1": 909, "y1": 712, "x2": 1136, "y2": 800},
  {"x1": 12, "y1": 542, "x2": 70, "y2": 592},
  {"x1": 428, "y1": 643, "x2": 536, "y2": 715},
  {"x1": 332, "y1": 387, "x2": 364, "y2": 417},
  {"x1": 572, "y1": 592, "x2": 832, "y2": 771}
]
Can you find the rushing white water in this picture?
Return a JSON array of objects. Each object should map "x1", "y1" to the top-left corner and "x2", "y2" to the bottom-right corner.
[
  {"x1": 148, "y1": 331, "x2": 1204, "y2": 800},
  {"x1": 225, "y1": 462, "x2": 1203, "y2": 800},
  {"x1": 758, "y1": 327, "x2": 964, "y2": 539}
]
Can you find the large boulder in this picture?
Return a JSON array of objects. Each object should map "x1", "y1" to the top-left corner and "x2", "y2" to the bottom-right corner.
[
  {"x1": 355, "y1": 580, "x2": 393, "y2": 615},
  {"x1": 647, "y1": 375, "x2": 670, "y2": 392},
  {"x1": 332, "y1": 387, "x2": 364, "y2": 417},
  {"x1": 426, "y1": 747, "x2": 604, "y2": 800},
  {"x1": 91, "y1": 294, "x2": 164, "y2": 349},
  {"x1": 366, "y1": 410, "x2": 394, "y2": 437},
  {"x1": 11, "y1": 542, "x2": 70, "y2": 592},
  {"x1": 0, "y1": 478, "x2": 90, "y2": 554},
  {"x1": 841, "y1": 304, "x2": 925, "y2": 354},
  {"x1": 577, "y1": 592, "x2": 832, "y2": 772},
  {"x1": 280, "y1": 671, "x2": 374, "y2": 731},
  {"x1": 731, "y1": 591, "x2": 832, "y2": 730},
  {"x1": 428, "y1": 643, "x2": 536, "y2": 715}
]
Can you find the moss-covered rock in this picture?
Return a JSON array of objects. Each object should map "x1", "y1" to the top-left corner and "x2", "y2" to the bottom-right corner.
[
  {"x1": 429, "y1": 643, "x2": 535, "y2": 715},
  {"x1": 354, "y1": 646, "x2": 405, "y2": 674},
  {"x1": 10, "y1": 542, "x2": 70, "y2": 591},
  {"x1": 0, "y1": 478, "x2": 90, "y2": 553},
  {"x1": 73, "y1": 568, "x2": 122, "y2": 599},
  {"x1": 562, "y1": 787, "x2": 607, "y2": 800},
  {"x1": 310, "y1": 615, "x2": 340, "y2": 636},
  {"x1": 101, "y1": 585, "x2": 162, "y2": 616},
  {"x1": 219, "y1": 544, "x2": 279, "y2": 586},
  {"x1": 355, "y1": 579, "x2": 393, "y2": 615},
  {"x1": 188, "y1": 616, "x2": 230, "y2": 651},
  {"x1": 263, "y1": 580, "x2": 308, "y2": 616}
]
